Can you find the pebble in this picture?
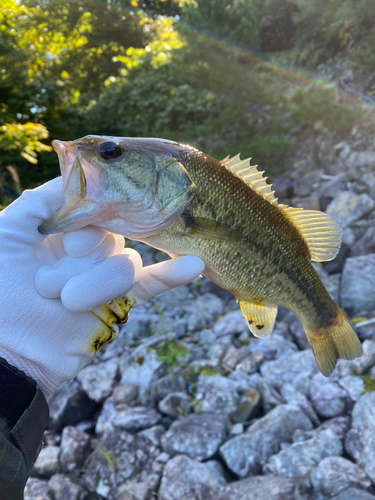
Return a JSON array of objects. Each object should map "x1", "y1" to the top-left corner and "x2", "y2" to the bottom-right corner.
[
  {"x1": 31, "y1": 446, "x2": 60, "y2": 478},
  {"x1": 326, "y1": 191, "x2": 374, "y2": 229},
  {"x1": 158, "y1": 391, "x2": 193, "y2": 417},
  {"x1": 217, "y1": 475, "x2": 294, "y2": 500},
  {"x1": 59, "y1": 426, "x2": 91, "y2": 474},
  {"x1": 161, "y1": 413, "x2": 228, "y2": 461},
  {"x1": 310, "y1": 373, "x2": 349, "y2": 418},
  {"x1": 76, "y1": 358, "x2": 118, "y2": 403},
  {"x1": 341, "y1": 254, "x2": 375, "y2": 315},
  {"x1": 195, "y1": 374, "x2": 242, "y2": 415}
]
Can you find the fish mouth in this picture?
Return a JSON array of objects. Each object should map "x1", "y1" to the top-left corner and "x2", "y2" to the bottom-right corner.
[{"x1": 39, "y1": 139, "x2": 112, "y2": 234}]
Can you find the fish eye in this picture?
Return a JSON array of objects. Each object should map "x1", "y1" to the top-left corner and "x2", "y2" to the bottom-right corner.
[{"x1": 98, "y1": 141, "x2": 124, "y2": 161}]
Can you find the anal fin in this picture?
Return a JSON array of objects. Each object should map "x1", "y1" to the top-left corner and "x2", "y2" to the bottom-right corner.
[{"x1": 239, "y1": 301, "x2": 278, "y2": 338}]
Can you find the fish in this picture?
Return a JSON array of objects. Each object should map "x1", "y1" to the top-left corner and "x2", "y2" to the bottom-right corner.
[{"x1": 40, "y1": 135, "x2": 363, "y2": 376}]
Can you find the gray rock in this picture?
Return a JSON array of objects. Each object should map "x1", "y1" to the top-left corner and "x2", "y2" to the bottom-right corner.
[
  {"x1": 24, "y1": 478, "x2": 51, "y2": 500},
  {"x1": 352, "y1": 226, "x2": 375, "y2": 256},
  {"x1": 338, "y1": 375, "x2": 364, "y2": 401},
  {"x1": 231, "y1": 389, "x2": 261, "y2": 422},
  {"x1": 294, "y1": 171, "x2": 321, "y2": 197},
  {"x1": 310, "y1": 373, "x2": 349, "y2": 418},
  {"x1": 47, "y1": 380, "x2": 96, "y2": 431},
  {"x1": 158, "y1": 392, "x2": 193, "y2": 417},
  {"x1": 258, "y1": 378, "x2": 285, "y2": 413},
  {"x1": 247, "y1": 333, "x2": 297, "y2": 361},
  {"x1": 220, "y1": 404, "x2": 313, "y2": 477},
  {"x1": 345, "y1": 392, "x2": 375, "y2": 483},
  {"x1": 137, "y1": 425, "x2": 166, "y2": 447},
  {"x1": 320, "y1": 173, "x2": 349, "y2": 199},
  {"x1": 311, "y1": 456, "x2": 371, "y2": 497},
  {"x1": 158, "y1": 455, "x2": 227, "y2": 500},
  {"x1": 48, "y1": 474, "x2": 87, "y2": 500},
  {"x1": 264, "y1": 429, "x2": 342, "y2": 484},
  {"x1": 281, "y1": 383, "x2": 319, "y2": 426},
  {"x1": 113, "y1": 405, "x2": 162, "y2": 433},
  {"x1": 222, "y1": 346, "x2": 246, "y2": 368},
  {"x1": 148, "y1": 373, "x2": 186, "y2": 404},
  {"x1": 187, "y1": 293, "x2": 224, "y2": 332},
  {"x1": 112, "y1": 383, "x2": 139, "y2": 404},
  {"x1": 196, "y1": 374, "x2": 242, "y2": 415},
  {"x1": 351, "y1": 339, "x2": 375, "y2": 374},
  {"x1": 289, "y1": 317, "x2": 310, "y2": 350},
  {"x1": 161, "y1": 413, "x2": 228, "y2": 461},
  {"x1": 213, "y1": 309, "x2": 248, "y2": 337},
  {"x1": 326, "y1": 192, "x2": 374, "y2": 229},
  {"x1": 59, "y1": 426, "x2": 91, "y2": 474},
  {"x1": 273, "y1": 175, "x2": 294, "y2": 199},
  {"x1": 332, "y1": 488, "x2": 375, "y2": 500},
  {"x1": 77, "y1": 358, "x2": 118, "y2": 403},
  {"x1": 235, "y1": 352, "x2": 264, "y2": 374},
  {"x1": 31, "y1": 446, "x2": 60, "y2": 477},
  {"x1": 341, "y1": 254, "x2": 375, "y2": 315},
  {"x1": 82, "y1": 429, "x2": 160, "y2": 498},
  {"x1": 294, "y1": 416, "x2": 351, "y2": 443},
  {"x1": 121, "y1": 350, "x2": 166, "y2": 392},
  {"x1": 260, "y1": 350, "x2": 318, "y2": 390},
  {"x1": 117, "y1": 481, "x2": 152, "y2": 500},
  {"x1": 346, "y1": 151, "x2": 375, "y2": 169},
  {"x1": 217, "y1": 475, "x2": 294, "y2": 500}
]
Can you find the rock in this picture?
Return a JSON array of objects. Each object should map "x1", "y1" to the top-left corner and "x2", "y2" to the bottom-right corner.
[
  {"x1": 230, "y1": 423, "x2": 244, "y2": 436},
  {"x1": 217, "y1": 475, "x2": 294, "y2": 500},
  {"x1": 158, "y1": 392, "x2": 193, "y2": 417},
  {"x1": 137, "y1": 425, "x2": 166, "y2": 447},
  {"x1": 294, "y1": 416, "x2": 351, "y2": 443},
  {"x1": 346, "y1": 151, "x2": 375, "y2": 169},
  {"x1": 158, "y1": 455, "x2": 227, "y2": 500},
  {"x1": 231, "y1": 389, "x2": 261, "y2": 422},
  {"x1": 187, "y1": 293, "x2": 224, "y2": 332},
  {"x1": 273, "y1": 175, "x2": 294, "y2": 199},
  {"x1": 332, "y1": 488, "x2": 375, "y2": 500},
  {"x1": 82, "y1": 429, "x2": 160, "y2": 498},
  {"x1": 310, "y1": 373, "x2": 348, "y2": 418},
  {"x1": 219, "y1": 404, "x2": 313, "y2": 477},
  {"x1": 290, "y1": 196, "x2": 320, "y2": 210},
  {"x1": 260, "y1": 351, "x2": 318, "y2": 390},
  {"x1": 280, "y1": 383, "x2": 319, "y2": 426},
  {"x1": 294, "y1": 171, "x2": 321, "y2": 197},
  {"x1": 345, "y1": 392, "x2": 375, "y2": 483},
  {"x1": 213, "y1": 310, "x2": 248, "y2": 337},
  {"x1": 331, "y1": 192, "x2": 375, "y2": 227},
  {"x1": 289, "y1": 317, "x2": 310, "y2": 350},
  {"x1": 31, "y1": 446, "x2": 60, "y2": 478},
  {"x1": 59, "y1": 426, "x2": 92, "y2": 474},
  {"x1": 121, "y1": 350, "x2": 166, "y2": 393},
  {"x1": 263, "y1": 429, "x2": 342, "y2": 484},
  {"x1": 112, "y1": 383, "x2": 139, "y2": 404},
  {"x1": 147, "y1": 372, "x2": 186, "y2": 404},
  {"x1": 341, "y1": 254, "x2": 375, "y2": 315},
  {"x1": 24, "y1": 478, "x2": 51, "y2": 500},
  {"x1": 351, "y1": 339, "x2": 375, "y2": 374},
  {"x1": 47, "y1": 380, "x2": 96, "y2": 431},
  {"x1": 311, "y1": 456, "x2": 371, "y2": 497},
  {"x1": 113, "y1": 405, "x2": 162, "y2": 433},
  {"x1": 161, "y1": 413, "x2": 228, "y2": 461},
  {"x1": 235, "y1": 352, "x2": 264, "y2": 374},
  {"x1": 320, "y1": 173, "x2": 349, "y2": 199},
  {"x1": 247, "y1": 333, "x2": 297, "y2": 360},
  {"x1": 258, "y1": 378, "x2": 285, "y2": 413},
  {"x1": 195, "y1": 374, "x2": 242, "y2": 415},
  {"x1": 77, "y1": 358, "x2": 118, "y2": 403},
  {"x1": 338, "y1": 375, "x2": 364, "y2": 401},
  {"x1": 117, "y1": 481, "x2": 152, "y2": 500},
  {"x1": 48, "y1": 474, "x2": 87, "y2": 500},
  {"x1": 222, "y1": 346, "x2": 245, "y2": 368}
]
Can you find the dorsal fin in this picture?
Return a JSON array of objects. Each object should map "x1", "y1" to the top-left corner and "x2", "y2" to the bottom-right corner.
[
  {"x1": 283, "y1": 207, "x2": 341, "y2": 262},
  {"x1": 221, "y1": 154, "x2": 278, "y2": 206},
  {"x1": 221, "y1": 154, "x2": 341, "y2": 262}
]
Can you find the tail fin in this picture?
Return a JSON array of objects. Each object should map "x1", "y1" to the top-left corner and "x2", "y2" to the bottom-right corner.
[{"x1": 305, "y1": 308, "x2": 363, "y2": 376}]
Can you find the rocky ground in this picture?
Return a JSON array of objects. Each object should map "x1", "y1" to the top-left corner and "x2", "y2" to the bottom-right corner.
[{"x1": 25, "y1": 123, "x2": 375, "y2": 500}]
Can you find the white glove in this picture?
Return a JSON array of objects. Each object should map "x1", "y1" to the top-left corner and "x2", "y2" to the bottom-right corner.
[{"x1": 0, "y1": 178, "x2": 204, "y2": 397}]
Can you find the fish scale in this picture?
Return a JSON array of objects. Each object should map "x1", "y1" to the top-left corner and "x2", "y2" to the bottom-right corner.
[{"x1": 40, "y1": 135, "x2": 363, "y2": 376}]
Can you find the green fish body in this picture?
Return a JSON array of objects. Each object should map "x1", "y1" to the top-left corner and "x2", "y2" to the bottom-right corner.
[{"x1": 40, "y1": 136, "x2": 363, "y2": 375}]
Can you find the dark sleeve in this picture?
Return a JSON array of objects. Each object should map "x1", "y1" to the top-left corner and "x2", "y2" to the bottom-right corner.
[{"x1": 0, "y1": 357, "x2": 49, "y2": 500}]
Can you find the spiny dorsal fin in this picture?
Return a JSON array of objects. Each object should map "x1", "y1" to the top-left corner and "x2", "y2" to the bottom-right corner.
[
  {"x1": 221, "y1": 154, "x2": 278, "y2": 206},
  {"x1": 283, "y1": 207, "x2": 341, "y2": 262}
]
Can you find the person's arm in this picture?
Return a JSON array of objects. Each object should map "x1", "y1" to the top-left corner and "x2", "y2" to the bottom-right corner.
[{"x1": 0, "y1": 178, "x2": 205, "y2": 499}]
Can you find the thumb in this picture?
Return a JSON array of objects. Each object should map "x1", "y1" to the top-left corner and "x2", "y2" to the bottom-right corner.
[{"x1": 0, "y1": 177, "x2": 64, "y2": 245}]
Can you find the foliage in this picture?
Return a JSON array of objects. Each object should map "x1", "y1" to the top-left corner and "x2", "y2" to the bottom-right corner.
[{"x1": 153, "y1": 339, "x2": 190, "y2": 372}]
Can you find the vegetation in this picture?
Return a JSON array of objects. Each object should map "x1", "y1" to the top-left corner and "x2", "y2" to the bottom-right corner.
[{"x1": 1, "y1": 0, "x2": 373, "y2": 204}]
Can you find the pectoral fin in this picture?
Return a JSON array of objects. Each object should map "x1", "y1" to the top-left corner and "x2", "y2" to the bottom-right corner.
[
  {"x1": 240, "y1": 301, "x2": 278, "y2": 338},
  {"x1": 181, "y1": 215, "x2": 240, "y2": 241}
]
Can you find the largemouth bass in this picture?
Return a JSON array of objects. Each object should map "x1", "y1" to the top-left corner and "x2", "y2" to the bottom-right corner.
[{"x1": 40, "y1": 136, "x2": 363, "y2": 375}]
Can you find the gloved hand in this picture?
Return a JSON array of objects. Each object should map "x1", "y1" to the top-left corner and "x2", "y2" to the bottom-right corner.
[{"x1": 0, "y1": 178, "x2": 204, "y2": 397}]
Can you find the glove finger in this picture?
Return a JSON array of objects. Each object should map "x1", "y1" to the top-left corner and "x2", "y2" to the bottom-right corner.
[
  {"x1": 63, "y1": 226, "x2": 119, "y2": 258},
  {"x1": 131, "y1": 256, "x2": 205, "y2": 306},
  {"x1": 35, "y1": 232, "x2": 121, "y2": 298},
  {"x1": 1, "y1": 177, "x2": 64, "y2": 246},
  {"x1": 61, "y1": 248, "x2": 143, "y2": 311}
]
